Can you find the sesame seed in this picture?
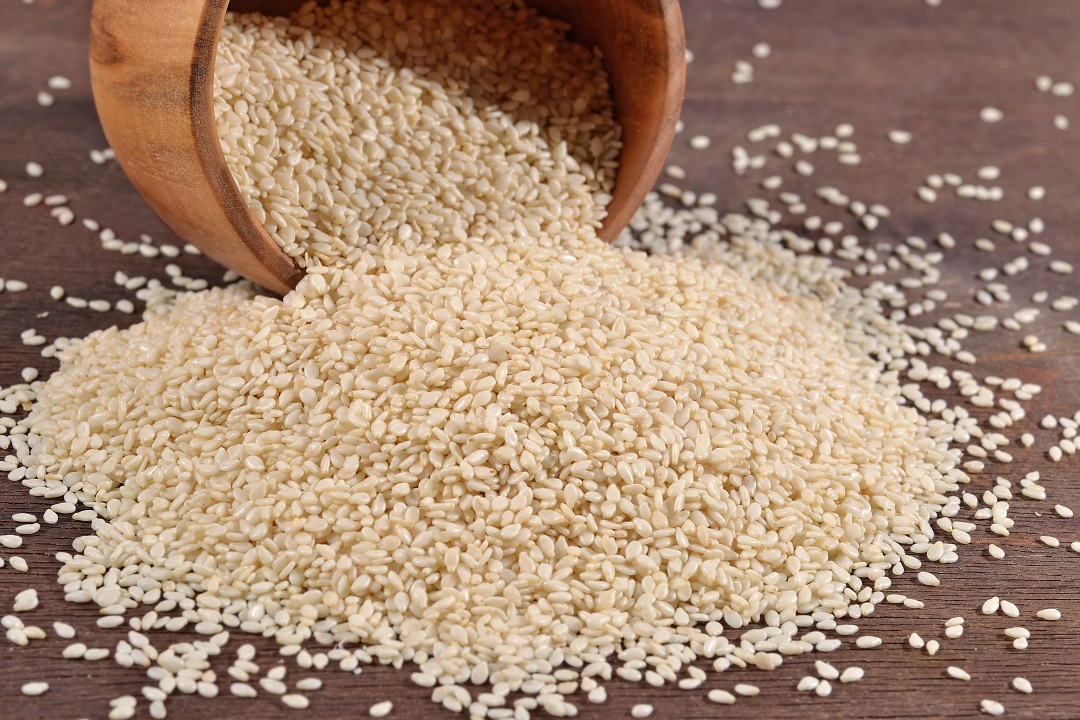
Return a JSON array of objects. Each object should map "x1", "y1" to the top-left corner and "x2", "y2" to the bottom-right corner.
[
  {"x1": 25, "y1": 162, "x2": 43, "y2": 177},
  {"x1": 1036, "y1": 608, "x2": 1062, "y2": 621},
  {"x1": 707, "y1": 688, "x2": 737, "y2": 705},
  {"x1": 1012, "y1": 677, "x2": 1033, "y2": 694},
  {"x1": 281, "y1": 695, "x2": 309, "y2": 709},
  {"x1": 839, "y1": 666, "x2": 864, "y2": 683},
  {"x1": 370, "y1": 700, "x2": 394, "y2": 717},
  {"x1": 20, "y1": 682, "x2": 49, "y2": 696},
  {"x1": 12, "y1": 588, "x2": 39, "y2": 612},
  {"x1": 981, "y1": 699, "x2": 1005, "y2": 715},
  {"x1": 690, "y1": 135, "x2": 711, "y2": 150},
  {"x1": 815, "y1": 660, "x2": 839, "y2": 680},
  {"x1": 889, "y1": 130, "x2": 912, "y2": 144},
  {"x1": 980, "y1": 107, "x2": 1004, "y2": 123},
  {"x1": 631, "y1": 704, "x2": 654, "y2": 718},
  {"x1": 948, "y1": 666, "x2": 971, "y2": 681}
]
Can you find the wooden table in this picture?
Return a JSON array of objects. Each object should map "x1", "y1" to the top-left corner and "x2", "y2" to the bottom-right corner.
[{"x1": 2, "y1": 1, "x2": 1079, "y2": 718}]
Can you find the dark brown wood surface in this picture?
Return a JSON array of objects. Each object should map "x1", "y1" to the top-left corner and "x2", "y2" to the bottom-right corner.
[{"x1": 2, "y1": 1, "x2": 1079, "y2": 718}]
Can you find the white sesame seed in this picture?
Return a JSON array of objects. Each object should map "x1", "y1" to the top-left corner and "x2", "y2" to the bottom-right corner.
[
  {"x1": 839, "y1": 666, "x2": 864, "y2": 683},
  {"x1": 690, "y1": 135, "x2": 711, "y2": 150},
  {"x1": 25, "y1": 162, "x2": 43, "y2": 177},
  {"x1": 282, "y1": 695, "x2": 309, "y2": 710},
  {"x1": 12, "y1": 588, "x2": 38, "y2": 612},
  {"x1": 370, "y1": 700, "x2": 393, "y2": 717},
  {"x1": 855, "y1": 635, "x2": 882, "y2": 649},
  {"x1": 917, "y1": 571, "x2": 940, "y2": 587},
  {"x1": 1011, "y1": 677, "x2": 1032, "y2": 694},
  {"x1": 21, "y1": 682, "x2": 49, "y2": 696},
  {"x1": 980, "y1": 107, "x2": 1004, "y2": 123},
  {"x1": 1036, "y1": 608, "x2": 1061, "y2": 621},
  {"x1": 815, "y1": 660, "x2": 839, "y2": 680},
  {"x1": 947, "y1": 666, "x2": 971, "y2": 681},
  {"x1": 631, "y1": 704, "x2": 654, "y2": 718}
]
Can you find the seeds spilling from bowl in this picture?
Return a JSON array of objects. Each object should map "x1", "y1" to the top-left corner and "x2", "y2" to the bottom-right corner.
[
  {"x1": 2, "y1": 1, "x2": 1079, "y2": 719},
  {"x1": 214, "y1": 0, "x2": 621, "y2": 268}
]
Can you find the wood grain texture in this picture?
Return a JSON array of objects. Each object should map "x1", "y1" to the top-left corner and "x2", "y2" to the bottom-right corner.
[
  {"x1": 87, "y1": 0, "x2": 683, "y2": 293},
  {"x1": 1, "y1": 1, "x2": 1080, "y2": 719}
]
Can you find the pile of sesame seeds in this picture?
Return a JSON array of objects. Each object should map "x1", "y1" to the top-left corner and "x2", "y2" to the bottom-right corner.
[
  {"x1": 214, "y1": 0, "x2": 620, "y2": 268},
  {"x1": 3, "y1": 1, "x2": 1080, "y2": 719}
]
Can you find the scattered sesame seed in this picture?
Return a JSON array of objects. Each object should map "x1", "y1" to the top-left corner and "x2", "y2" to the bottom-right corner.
[
  {"x1": 1036, "y1": 608, "x2": 1062, "y2": 621},
  {"x1": 947, "y1": 666, "x2": 971, "y2": 681},
  {"x1": 20, "y1": 682, "x2": 49, "y2": 696},
  {"x1": 980, "y1": 107, "x2": 1004, "y2": 123},
  {"x1": 707, "y1": 689, "x2": 737, "y2": 705},
  {"x1": 369, "y1": 700, "x2": 393, "y2": 717},
  {"x1": 281, "y1": 695, "x2": 310, "y2": 710},
  {"x1": 839, "y1": 666, "x2": 864, "y2": 683}
]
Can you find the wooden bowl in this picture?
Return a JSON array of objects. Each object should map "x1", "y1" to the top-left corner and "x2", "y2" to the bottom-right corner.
[{"x1": 89, "y1": 0, "x2": 686, "y2": 295}]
